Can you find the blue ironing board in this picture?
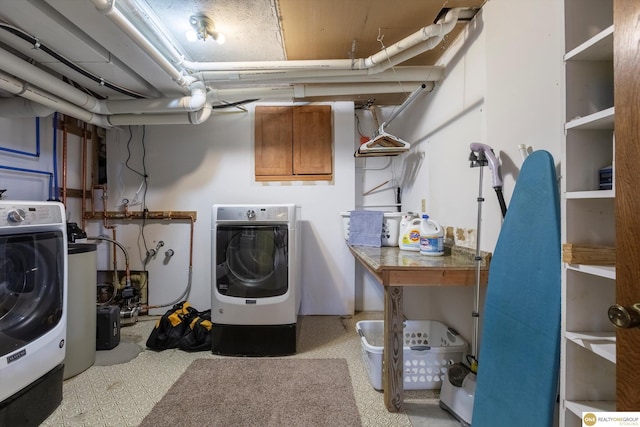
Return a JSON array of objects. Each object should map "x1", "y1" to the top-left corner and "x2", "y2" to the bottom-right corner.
[{"x1": 472, "y1": 150, "x2": 561, "y2": 426}]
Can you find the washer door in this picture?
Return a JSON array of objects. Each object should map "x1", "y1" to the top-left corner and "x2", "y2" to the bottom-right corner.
[
  {"x1": 215, "y1": 225, "x2": 288, "y2": 298},
  {"x1": 0, "y1": 231, "x2": 64, "y2": 357}
]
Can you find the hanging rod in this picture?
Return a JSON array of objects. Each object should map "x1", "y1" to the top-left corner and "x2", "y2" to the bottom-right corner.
[{"x1": 381, "y1": 82, "x2": 428, "y2": 129}]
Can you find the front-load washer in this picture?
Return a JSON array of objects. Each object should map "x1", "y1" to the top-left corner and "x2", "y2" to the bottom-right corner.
[
  {"x1": 211, "y1": 204, "x2": 300, "y2": 356},
  {"x1": 0, "y1": 201, "x2": 67, "y2": 426}
]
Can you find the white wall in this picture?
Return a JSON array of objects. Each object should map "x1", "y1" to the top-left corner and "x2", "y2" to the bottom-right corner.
[
  {"x1": 352, "y1": 0, "x2": 564, "y2": 341},
  {"x1": 0, "y1": 0, "x2": 565, "y2": 341},
  {"x1": 86, "y1": 102, "x2": 356, "y2": 315},
  {"x1": 0, "y1": 117, "x2": 54, "y2": 202}
]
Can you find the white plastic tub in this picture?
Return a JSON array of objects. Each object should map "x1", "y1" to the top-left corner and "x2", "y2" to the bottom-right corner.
[
  {"x1": 340, "y1": 211, "x2": 403, "y2": 247},
  {"x1": 355, "y1": 320, "x2": 468, "y2": 390}
]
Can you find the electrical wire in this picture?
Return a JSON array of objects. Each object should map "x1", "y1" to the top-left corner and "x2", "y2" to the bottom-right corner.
[
  {"x1": 211, "y1": 99, "x2": 259, "y2": 109},
  {"x1": 0, "y1": 21, "x2": 147, "y2": 99},
  {"x1": 376, "y1": 27, "x2": 409, "y2": 99},
  {"x1": 131, "y1": 126, "x2": 150, "y2": 258},
  {"x1": 140, "y1": 127, "x2": 150, "y2": 264},
  {"x1": 122, "y1": 125, "x2": 151, "y2": 263},
  {"x1": 0, "y1": 22, "x2": 264, "y2": 111},
  {"x1": 124, "y1": 126, "x2": 144, "y2": 179}
]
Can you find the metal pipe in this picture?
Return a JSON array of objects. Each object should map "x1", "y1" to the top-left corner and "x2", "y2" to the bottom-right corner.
[
  {"x1": 384, "y1": 83, "x2": 428, "y2": 127},
  {"x1": 98, "y1": 81, "x2": 207, "y2": 115},
  {"x1": 0, "y1": 47, "x2": 98, "y2": 112},
  {"x1": 199, "y1": 66, "x2": 443, "y2": 84},
  {"x1": 107, "y1": 105, "x2": 212, "y2": 126},
  {"x1": 62, "y1": 119, "x2": 68, "y2": 206},
  {"x1": 81, "y1": 123, "x2": 88, "y2": 230},
  {"x1": 90, "y1": 0, "x2": 195, "y2": 87},
  {"x1": 0, "y1": 59, "x2": 429, "y2": 126},
  {"x1": 0, "y1": 2, "x2": 461, "y2": 126},
  {"x1": 472, "y1": 165, "x2": 483, "y2": 364},
  {"x1": 87, "y1": 234, "x2": 131, "y2": 289},
  {"x1": 52, "y1": 113, "x2": 59, "y2": 200},
  {"x1": 87, "y1": 184, "x2": 119, "y2": 288},
  {"x1": 144, "y1": 214, "x2": 195, "y2": 310},
  {"x1": 364, "y1": 8, "x2": 464, "y2": 72},
  {"x1": 179, "y1": 9, "x2": 465, "y2": 73},
  {"x1": 111, "y1": 228, "x2": 120, "y2": 290},
  {"x1": 0, "y1": 70, "x2": 111, "y2": 127},
  {"x1": 0, "y1": 68, "x2": 211, "y2": 127},
  {"x1": 0, "y1": 97, "x2": 55, "y2": 118},
  {"x1": 83, "y1": 209, "x2": 196, "y2": 310},
  {"x1": 0, "y1": 46, "x2": 207, "y2": 115}
]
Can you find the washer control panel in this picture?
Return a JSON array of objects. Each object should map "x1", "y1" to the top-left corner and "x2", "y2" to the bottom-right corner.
[
  {"x1": 0, "y1": 203, "x2": 64, "y2": 227},
  {"x1": 215, "y1": 205, "x2": 291, "y2": 222}
]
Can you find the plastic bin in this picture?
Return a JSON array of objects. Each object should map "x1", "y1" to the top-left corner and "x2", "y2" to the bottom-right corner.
[
  {"x1": 355, "y1": 320, "x2": 467, "y2": 390},
  {"x1": 340, "y1": 211, "x2": 403, "y2": 247}
]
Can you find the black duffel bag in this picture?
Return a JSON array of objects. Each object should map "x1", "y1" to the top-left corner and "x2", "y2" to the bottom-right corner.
[
  {"x1": 178, "y1": 309, "x2": 212, "y2": 352},
  {"x1": 146, "y1": 301, "x2": 199, "y2": 351}
]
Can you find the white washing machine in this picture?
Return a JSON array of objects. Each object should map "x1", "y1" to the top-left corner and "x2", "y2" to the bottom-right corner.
[
  {"x1": 0, "y1": 201, "x2": 67, "y2": 425},
  {"x1": 211, "y1": 204, "x2": 300, "y2": 356}
]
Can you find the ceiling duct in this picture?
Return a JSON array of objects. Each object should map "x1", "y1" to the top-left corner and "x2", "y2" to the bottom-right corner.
[
  {"x1": 0, "y1": 1, "x2": 476, "y2": 125},
  {"x1": 90, "y1": 0, "x2": 466, "y2": 82}
]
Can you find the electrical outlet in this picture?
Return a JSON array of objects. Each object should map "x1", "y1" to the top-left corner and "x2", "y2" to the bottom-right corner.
[{"x1": 421, "y1": 198, "x2": 426, "y2": 212}]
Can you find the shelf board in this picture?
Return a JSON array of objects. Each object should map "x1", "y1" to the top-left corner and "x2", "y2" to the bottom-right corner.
[
  {"x1": 354, "y1": 150, "x2": 401, "y2": 158},
  {"x1": 565, "y1": 400, "x2": 616, "y2": 417},
  {"x1": 566, "y1": 264, "x2": 616, "y2": 280},
  {"x1": 565, "y1": 189, "x2": 615, "y2": 199},
  {"x1": 356, "y1": 204, "x2": 402, "y2": 208},
  {"x1": 565, "y1": 25, "x2": 614, "y2": 61},
  {"x1": 565, "y1": 331, "x2": 616, "y2": 363},
  {"x1": 563, "y1": 244, "x2": 615, "y2": 266},
  {"x1": 566, "y1": 107, "x2": 615, "y2": 130}
]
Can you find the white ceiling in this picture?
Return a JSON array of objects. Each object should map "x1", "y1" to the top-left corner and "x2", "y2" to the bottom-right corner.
[
  {"x1": 146, "y1": 0, "x2": 286, "y2": 63},
  {"x1": 0, "y1": 0, "x2": 486, "y2": 125}
]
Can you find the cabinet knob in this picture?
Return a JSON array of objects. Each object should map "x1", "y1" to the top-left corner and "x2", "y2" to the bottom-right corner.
[{"x1": 608, "y1": 303, "x2": 640, "y2": 329}]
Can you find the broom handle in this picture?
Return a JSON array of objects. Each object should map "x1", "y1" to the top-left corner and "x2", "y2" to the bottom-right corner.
[{"x1": 363, "y1": 180, "x2": 390, "y2": 196}]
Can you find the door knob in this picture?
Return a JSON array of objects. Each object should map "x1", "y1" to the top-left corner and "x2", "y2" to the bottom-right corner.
[{"x1": 608, "y1": 303, "x2": 640, "y2": 329}]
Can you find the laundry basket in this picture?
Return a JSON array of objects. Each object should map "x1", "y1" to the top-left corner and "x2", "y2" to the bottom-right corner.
[
  {"x1": 340, "y1": 211, "x2": 403, "y2": 247},
  {"x1": 355, "y1": 320, "x2": 467, "y2": 390}
]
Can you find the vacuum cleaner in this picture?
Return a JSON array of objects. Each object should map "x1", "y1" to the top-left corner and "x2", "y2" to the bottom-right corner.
[
  {"x1": 469, "y1": 142, "x2": 507, "y2": 217},
  {"x1": 439, "y1": 142, "x2": 506, "y2": 426}
]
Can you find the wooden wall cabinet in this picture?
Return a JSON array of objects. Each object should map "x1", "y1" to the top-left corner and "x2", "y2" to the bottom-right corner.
[{"x1": 255, "y1": 105, "x2": 332, "y2": 181}]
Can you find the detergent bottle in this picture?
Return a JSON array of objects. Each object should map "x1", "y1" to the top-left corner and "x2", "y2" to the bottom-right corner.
[
  {"x1": 419, "y1": 214, "x2": 444, "y2": 256},
  {"x1": 398, "y1": 213, "x2": 422, "y2": 251}
]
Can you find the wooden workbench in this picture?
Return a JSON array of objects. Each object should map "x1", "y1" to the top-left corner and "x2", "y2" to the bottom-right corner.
[{"x1": 348, "y1": 245, "x2": 491, "y2": 412}]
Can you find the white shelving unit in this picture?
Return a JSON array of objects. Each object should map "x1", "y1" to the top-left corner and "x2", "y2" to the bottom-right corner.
[{"x1": 561, "y1": 1, "x2": 615, "y2": 425}]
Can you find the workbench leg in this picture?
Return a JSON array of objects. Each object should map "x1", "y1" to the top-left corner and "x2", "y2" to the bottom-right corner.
[{"x1": 383, "y1": 285, "x2": 403, "y2": 412}]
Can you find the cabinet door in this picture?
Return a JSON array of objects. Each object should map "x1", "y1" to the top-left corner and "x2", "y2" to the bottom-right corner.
[
  {"x1": 293, "y1": 105, "x2": 332, "y2": 175},
  {"x1": 613, "y1": 0, "x2": 640, "y2": 410},
  {"x1": 255, "y1": 106, "x2": 293, "y2": 176}
]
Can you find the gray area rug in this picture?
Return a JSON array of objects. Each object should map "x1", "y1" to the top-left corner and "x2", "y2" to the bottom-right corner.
[{"x1": 140, "y1": 358, "x2": 362, "y2": 427}]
